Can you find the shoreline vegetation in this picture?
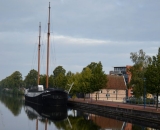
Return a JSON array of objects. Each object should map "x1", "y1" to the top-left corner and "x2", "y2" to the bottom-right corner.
[
  {"x1": 0, "y1": 48, "x2": 160, "y2": 109},
  {"x1": 0, "y1": 88, "x2": 25, "y2": 95},
  {"x1": 0, "y1": 62, "x2": 108, "y2": 98}
]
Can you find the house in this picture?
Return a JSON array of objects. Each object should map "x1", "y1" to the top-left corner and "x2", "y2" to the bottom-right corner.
[
  {"x1": 109, "y1": 66, "x2": 133, "y2": 98},
  {"x1": 91, "y1": 75, "x2": 127, "y2": 102}
]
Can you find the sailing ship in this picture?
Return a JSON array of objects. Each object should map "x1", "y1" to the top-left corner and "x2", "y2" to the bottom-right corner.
[{"x1": 25, "y1": 2, "x2": 68, "y2": 106}]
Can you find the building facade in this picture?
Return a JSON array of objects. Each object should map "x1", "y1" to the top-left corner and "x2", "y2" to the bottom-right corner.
[{"x1": 91, "y1": 75, "x2": 127, "y2": 102}]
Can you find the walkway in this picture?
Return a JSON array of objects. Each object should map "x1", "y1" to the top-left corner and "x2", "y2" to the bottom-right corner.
[{"x1": 69, "y1": 98, "x2": 160, "y2": 114}]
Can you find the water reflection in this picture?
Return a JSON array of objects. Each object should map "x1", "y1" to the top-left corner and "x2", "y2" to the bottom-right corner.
[
  {"x1": 68, "y1": 108, "x2": 159, "y2": 130},
  {"x1": 24, "y1": 103, "x2": 100, "y2": 130},
  {"x1": 0, "y1": 93, "x2": 159, "y2": 130},
  {"x1": 0, "y1": 93, "x2": 23, "y2": 116},
  {"x1": 67, "y1": 114, "x2": 100, "y2": 130},
  {"x1": 24, "y1": 102, "x2": 67, "y2": 121},
  {"x1": 88, "y1": 114, "x2": 131, "y2": 129},
  {"x1": 24, "y1": 102, "x2": 68, "y2": 130}
]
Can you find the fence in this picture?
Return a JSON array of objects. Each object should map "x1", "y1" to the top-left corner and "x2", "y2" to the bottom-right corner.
[{"x1": 125, "y1": 98, "x2": 157, "y2": 106}]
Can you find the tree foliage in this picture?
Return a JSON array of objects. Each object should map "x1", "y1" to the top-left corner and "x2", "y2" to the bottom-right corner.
[
  {"x1": 128, "y1": 64, "x2": 144, "y2": 97},
  {"x1": 54, "y1": 73, "x2": 67, "y2": 89},
  {"x1": 145, "y1": 48, "x2": 160, "y2": 110},
  {"x1": 39, "y1": 74, "x2": 46, "y2": 87},
  {"x1": 66, "y1": 72, "x2": 81, "y2": 95},
  {"x1": 24, "y1": 69, "x2": 38, "y2": 88},
  {"x1": 52, "y1": 66, "x2": 67, "y2": 89},
  {"x1": 53, "y1": 66, "x2": 66, "y2": 78},
  {"x1": 79, "y1": 67, "x2": 92, "y2": 97},
  {"x1": 130, "y1": 49, "x2": 152, "y2": 68},
  {"x1": 129, "y1": 49, "x2": 151, "y2": 98},
  {"x1": 65, "y1": 62, "x2": 107, "y2": 98},
  {"x1": 0, "y1": 71, "x2": 23, "y2": 94},
  {"x1": 86, "y1": 62, "x2": 107, "y2": 92},
  {"x1": 0, "y1": 62, "x2": 108, "y2": 97}
]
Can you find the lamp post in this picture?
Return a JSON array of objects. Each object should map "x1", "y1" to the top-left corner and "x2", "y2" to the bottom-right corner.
[{"x1": 143, "y1": 78, "x2": 146, "y2": 109}]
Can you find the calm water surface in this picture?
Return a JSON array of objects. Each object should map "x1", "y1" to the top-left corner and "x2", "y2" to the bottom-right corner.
[{"x1": 0, "y1": 94, "x2": 158, "y2": 130}]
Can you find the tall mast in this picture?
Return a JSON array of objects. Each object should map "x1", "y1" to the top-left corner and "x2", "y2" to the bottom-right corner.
[
  {"x1": 38, "y1": 22, "x2": 41, "y2": 85},
  {"x1": 46, "y1": 2, "x2": 50, "y2": 88}
]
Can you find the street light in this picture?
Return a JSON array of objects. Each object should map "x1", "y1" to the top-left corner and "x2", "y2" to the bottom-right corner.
[{"x1": 143, "y1": 78, "x2": 146, "y2": 109}]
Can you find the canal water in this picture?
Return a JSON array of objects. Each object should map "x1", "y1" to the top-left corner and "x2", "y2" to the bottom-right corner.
[{"x1": 0, "y1": 94, "x2": 158, "y2": 130}]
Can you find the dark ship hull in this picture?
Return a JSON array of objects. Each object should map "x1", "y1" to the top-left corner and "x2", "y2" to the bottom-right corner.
[{"x1": 25, "y1": 88, "x2": 68, "y2": 106}]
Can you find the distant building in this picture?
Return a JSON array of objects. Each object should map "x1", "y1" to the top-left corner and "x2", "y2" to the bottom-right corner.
[
  {"x1": 110, "y1": 66, "x2": 128, "y2": 84},
  {"x1": 110, "y1": 66, "x2": 133, "y2": 98}
]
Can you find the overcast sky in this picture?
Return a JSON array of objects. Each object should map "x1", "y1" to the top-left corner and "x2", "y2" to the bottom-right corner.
[{"x1": 0, "y1": 0, "x2": 160, "y2": 80}]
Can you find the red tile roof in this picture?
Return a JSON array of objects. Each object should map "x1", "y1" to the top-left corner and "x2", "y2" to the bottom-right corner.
[{"x1": 106, "y1": 75, "x2": 126, "y2": 90}]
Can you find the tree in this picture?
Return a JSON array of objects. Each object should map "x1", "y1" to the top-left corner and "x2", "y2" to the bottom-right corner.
[
  {"x1": 0, "y1": 71, "x2": 23, "y2": 94},
  {"x1": 130, "y1": 49, "x2": 152, "y2": 68},
  {"x1": 0, "y1": 77, "x2": 12, "y2": 90},
  {"x1": 129, "y1": 49, "x2": 151, "y2": 98},
  {"x1": 39, "y1": 74, "x2": 46, "y2": 87},
  {"x1": 52, "y1": 66, "x2": 67, "y2": 89},
  {"x1": 79, "y1": 67, "x2": 92, "y2": 100},
  {"x1": 66, "y1": 71, "x2": 76, "y2": 93},
  {"x1": 145, "y1": 48, "x2": 160, "y2": 110},
  {"x1": 54, "y1": 73, "x2": 67, "y2": 89},
  {"x1": 24, "y1": 69, "x2": 38, "y2": 88},
  {"x1": 11, "y1": 71, "x2": 23, "y2": 92},
  {"x1": 81, "y1": 62, "x2": 107, "y2": 101},
  {"x1": 53, "y1": 66, "x2": 66, "y2": 78},
  {"x1": 128, "y1": 64, "x2": 144, "y2": 97},
  {"x1": 66, "y1": 72, "x2": 81, "y2": 96},
  {"x1": 48, "y1": 75, "x2": 54, "y2": 88},
  {"x1": 86, "y1": 62, "x2": 107, "y2": 92}
]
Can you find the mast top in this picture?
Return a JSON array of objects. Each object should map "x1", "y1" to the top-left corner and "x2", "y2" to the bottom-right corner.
[
  {"x1": 48, "y1": 2, "x2": 50, "y2": 11},
  {"x1": 46, "y1": 2, "x2": 51, "y2": 88}
]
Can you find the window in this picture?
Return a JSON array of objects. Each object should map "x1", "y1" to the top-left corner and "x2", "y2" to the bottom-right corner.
[{"x1": 106, "y1": 94, "x2": 110, "y2": 97}]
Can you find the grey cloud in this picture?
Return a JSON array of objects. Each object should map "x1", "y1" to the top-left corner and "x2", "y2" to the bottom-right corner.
[{"x1": 0, "y1": 0, "x2": 160, "y2": 80}]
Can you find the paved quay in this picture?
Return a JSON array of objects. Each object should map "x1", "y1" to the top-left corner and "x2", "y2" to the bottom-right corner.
[
  {"x1": 68, "y1": 98, "x2": 160, "y2": 113},
  {"x1": 68, "y1": 98, "x2": 160, "y2": 129}
]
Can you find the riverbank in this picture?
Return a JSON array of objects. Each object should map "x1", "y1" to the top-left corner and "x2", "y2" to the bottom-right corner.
[{"x1": 68, "y1": 98, "x2": 160, "y2": 129}]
